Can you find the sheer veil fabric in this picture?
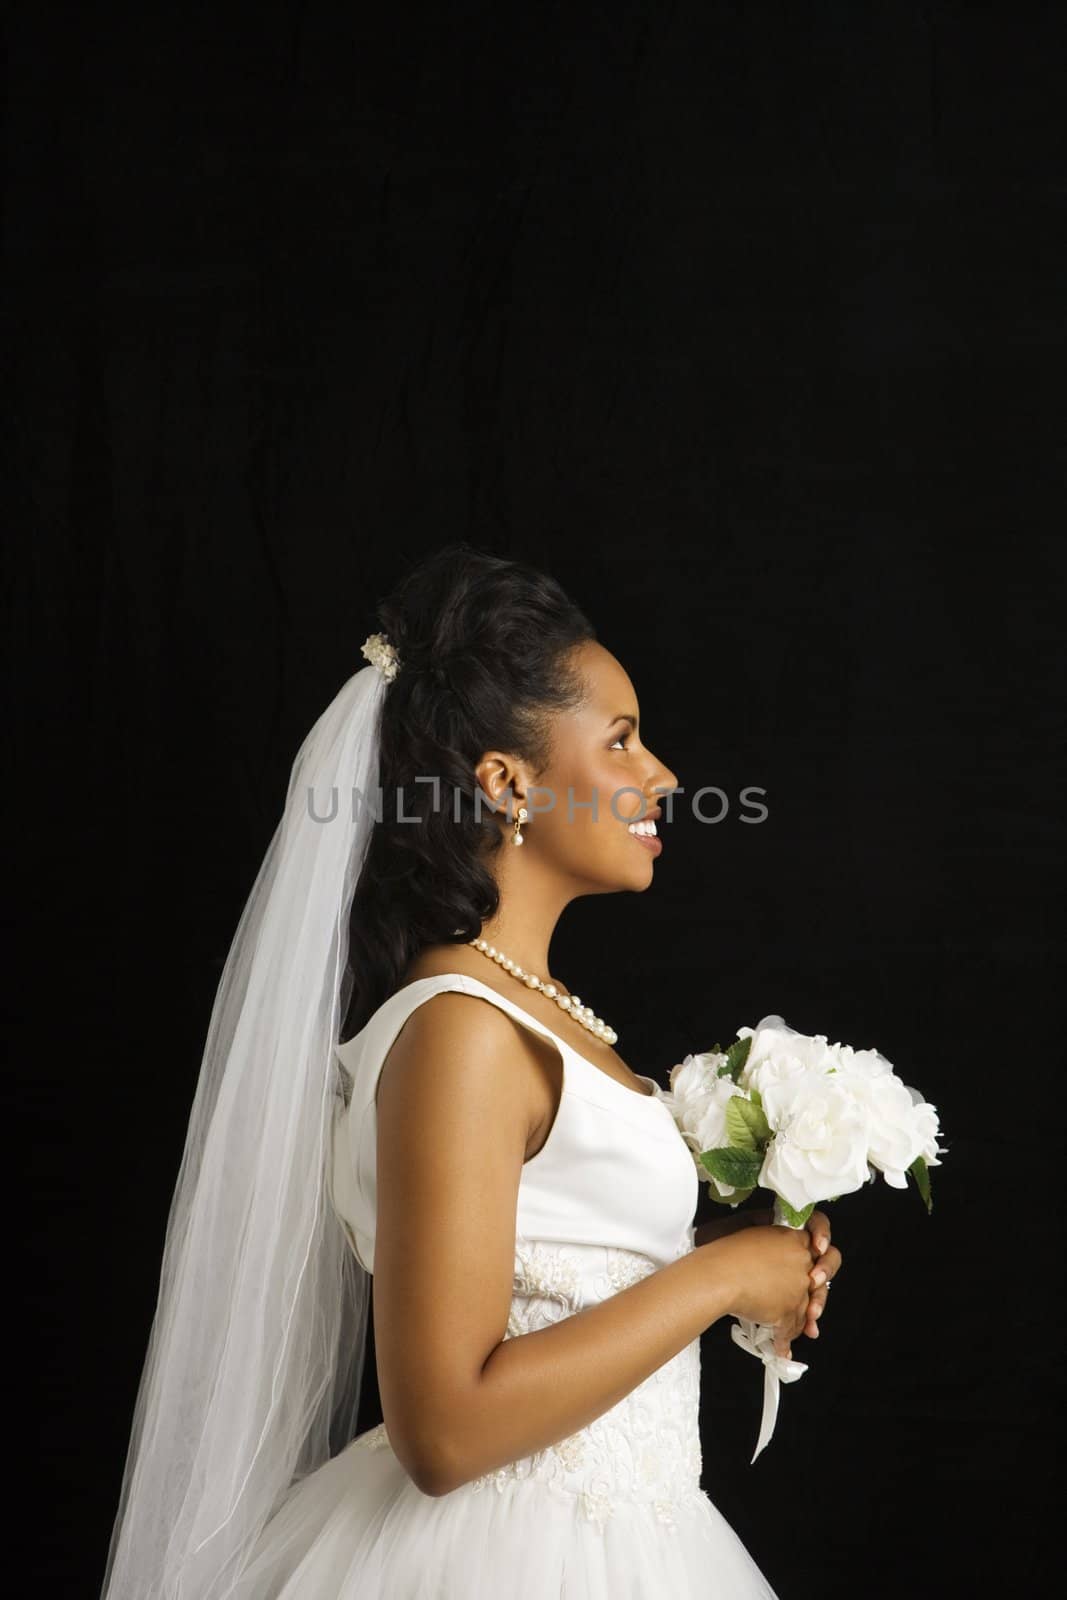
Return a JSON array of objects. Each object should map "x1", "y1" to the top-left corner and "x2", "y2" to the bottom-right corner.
[{"x1": 102, "y1": 663, "x2": 385, "y2": 1599}]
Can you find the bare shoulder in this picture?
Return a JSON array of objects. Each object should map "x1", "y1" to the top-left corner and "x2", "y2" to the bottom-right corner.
[
  {"x1": 378, "y1": 982, "x2": 559, "y2": 1158},
  {"x1": 379, "y1": 986, "x2": 532, "y2": 1113}
]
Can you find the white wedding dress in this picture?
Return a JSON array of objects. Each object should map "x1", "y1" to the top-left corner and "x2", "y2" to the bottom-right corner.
[{"x1": 234, "y1": 973, "x2": 779, "y2": 1598}]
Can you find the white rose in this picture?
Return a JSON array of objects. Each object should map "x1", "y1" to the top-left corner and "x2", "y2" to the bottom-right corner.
[
  {"x1": 742, "y1": 1048, "x2": 814, "y2": 1109},
  {"x1": 906, "y1": 1088, "x2": 943, "y2": 1168},
  {"x1": 759, "y1": 1076, "x2": 871, "y2": 1213},
  {"x1": 832, "y1": 1053, "x2": 942, "y2": 1188},
  {"x1": 834, "y1": 1043, "x2": 894, "y2": 1082},
  {"x1": 738, "y1": 1017, "x2": 839, "y2": 1089},
  {"x1": 668, "y1": 1050, "x2": 726, "y2": 1102},
  {"x1": 663, "y1": 1054, "x2": 749, "y2": 1201},
  {"x1": 828, "y1": 1067, "x2": 909, "y2": 1187},
  {"x1": 686, "y1": 1075, "x2": 748, "y2": 1151}
]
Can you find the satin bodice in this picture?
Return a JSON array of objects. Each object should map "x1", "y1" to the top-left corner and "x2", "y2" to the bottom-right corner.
[{"x1": 329, "y1": 972, "x2": 698, "y2": 1275}]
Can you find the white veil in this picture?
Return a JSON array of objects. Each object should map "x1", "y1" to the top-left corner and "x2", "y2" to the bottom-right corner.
[{"x1": 101, "y1": 643, "x2": 397, "y2": 1599}]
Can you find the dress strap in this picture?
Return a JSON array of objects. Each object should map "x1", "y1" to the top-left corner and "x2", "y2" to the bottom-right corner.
[
  {"x1": 336, "y1": 971, "x2": 662, "y2": 1118},
  {"x1": 335, "y1": 971, "x2": 569, "y2": 1116}
]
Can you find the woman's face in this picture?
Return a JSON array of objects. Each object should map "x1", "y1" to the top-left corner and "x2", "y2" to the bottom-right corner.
[{"x1": 520, "y1": 640, "x2": 680, "y2": 894}]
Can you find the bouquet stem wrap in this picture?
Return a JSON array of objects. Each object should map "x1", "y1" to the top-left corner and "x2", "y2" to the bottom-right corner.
[{"x1": 728, "y1": 1196, "x2": 809, "y2": 1463}]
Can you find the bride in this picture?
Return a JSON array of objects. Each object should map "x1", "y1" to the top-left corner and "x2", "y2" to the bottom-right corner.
[{"x1": 101, "y1": 543, "x2": 840, "y2": 1598}]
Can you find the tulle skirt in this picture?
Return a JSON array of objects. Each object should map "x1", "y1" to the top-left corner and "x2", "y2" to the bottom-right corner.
[{"x1": 232, "y1": 1425, "x2": 779, "y2": 1599}]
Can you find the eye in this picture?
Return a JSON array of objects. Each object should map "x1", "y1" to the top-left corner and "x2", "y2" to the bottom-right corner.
[{"x1": 609, "y1": 733, "x2": 630, "y2": 750}]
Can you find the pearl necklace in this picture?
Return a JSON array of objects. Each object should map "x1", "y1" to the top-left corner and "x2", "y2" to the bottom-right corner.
[{"x1": 468, "y1": 937, "x2": 618, "y2": 1045}]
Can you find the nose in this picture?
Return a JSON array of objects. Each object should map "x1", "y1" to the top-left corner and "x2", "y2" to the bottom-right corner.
[{"x1": 645, "y1": 753, "x2": 680, "y2": 808}]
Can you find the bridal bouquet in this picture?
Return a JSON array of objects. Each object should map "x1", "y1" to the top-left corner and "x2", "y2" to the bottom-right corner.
[{"x1": 661, "y1": 1015, "x2": 945, "y2": 1462}]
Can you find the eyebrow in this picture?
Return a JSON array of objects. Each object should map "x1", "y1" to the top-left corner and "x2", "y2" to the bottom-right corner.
[{"x1": 607, "y1": 713, "x2": 639, "y2": 729}]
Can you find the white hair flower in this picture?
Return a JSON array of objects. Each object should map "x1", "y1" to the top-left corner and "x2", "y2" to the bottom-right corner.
[{"x1": 360, "y1": 632, "x2": 401, "y2": 682}]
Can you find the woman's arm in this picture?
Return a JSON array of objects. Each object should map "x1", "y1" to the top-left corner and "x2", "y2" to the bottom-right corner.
[{"x1": 373, "y1": 994, "x2": 768, "y2": 1497}]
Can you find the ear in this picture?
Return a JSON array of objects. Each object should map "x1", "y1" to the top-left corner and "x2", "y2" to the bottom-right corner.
[{"x1": 474, "y1": 751, "x2": 527, "y2": 818}]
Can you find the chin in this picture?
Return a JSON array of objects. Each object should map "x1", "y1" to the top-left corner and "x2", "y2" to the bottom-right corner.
[
  {"x1": 573, "y1": 846, "x2": 657, "y2": 895},
  {"x1": 611, "y1": 856, "x2": 657, "y2": 893}
]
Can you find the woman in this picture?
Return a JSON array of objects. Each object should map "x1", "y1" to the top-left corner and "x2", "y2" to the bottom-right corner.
[{"x1": 102, "y1": 544, "x2": 840, "y2": 1598}]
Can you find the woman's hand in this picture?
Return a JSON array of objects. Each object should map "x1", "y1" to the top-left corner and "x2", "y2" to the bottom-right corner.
[
  {"x1": 705, "y1": 1220, "x2": 821, "y2": 1339},
  {"x1": 695, "y1": 1205, "x2": 842, "y2": 1346},
  {"x1": 801, "y1": 1208, "x2": 840, "y2": 1342}
]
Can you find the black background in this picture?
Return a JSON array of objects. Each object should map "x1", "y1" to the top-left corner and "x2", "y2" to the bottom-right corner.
[{"x1": 8, "y1": 3, "x2": 1064, "y2": 1594}]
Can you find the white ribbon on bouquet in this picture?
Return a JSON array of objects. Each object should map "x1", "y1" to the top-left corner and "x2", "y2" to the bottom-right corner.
[{"x1": 729, "y1": 1196, "x2": 810, "y2": 1463}]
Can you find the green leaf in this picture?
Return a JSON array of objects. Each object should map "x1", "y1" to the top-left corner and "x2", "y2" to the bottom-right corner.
[
  {"x1": 722, "y1": 1035, "x2": 752, "y2": 1083},
  {"x1": 699, "y1": 1146, "x2": 763, "y2": 1189},
  {"x1": 707, "y1": 1184, "x2": 755, "y2": 1207},
  {"x1": 908, "y1": 1155, "x2": 933, "y2": 1214},
  {"x1": 775, "y1": 1196, "x2": 816, "y2": 1228},
  {"x1": 749, "y1": 1088, "x2": 763, "y2": 1109},
  {"x1": 724, "y1": 1095, "x2": 772, "y2": 1152}
]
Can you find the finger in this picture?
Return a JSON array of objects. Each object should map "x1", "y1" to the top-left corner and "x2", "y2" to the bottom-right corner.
[
  {"x1": 787, "y1": 1307, "x2": 809, "y2": 1346},
  {"x1": 809, "y1": 1235, "x2": 844, "y2": 1286},
  {"x1": 803, "y1": 1247, "x2": 842, "y2": 1337},
  {"x1": 803, "y1": 1287, "x2": 828, "y2": 1338},
  {"x1": 807, "y1": 1209, "x2": 832, "y2": 1255},
  {"x1": 807, "y1": 1243, "x2": 842, "y2": 1290},
  {"x1": 773, "y1": 1321, "x2": 794, "y2": 1360}
]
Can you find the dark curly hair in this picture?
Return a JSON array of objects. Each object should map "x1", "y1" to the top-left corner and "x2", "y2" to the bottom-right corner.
[{"x1": 341, "y1": 543, "x2": 597, "y2": 1041}]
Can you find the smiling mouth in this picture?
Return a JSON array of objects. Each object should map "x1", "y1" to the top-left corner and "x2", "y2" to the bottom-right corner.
[{"x1": 627, "y1": 819, "x2": 662, "y2": 855}]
